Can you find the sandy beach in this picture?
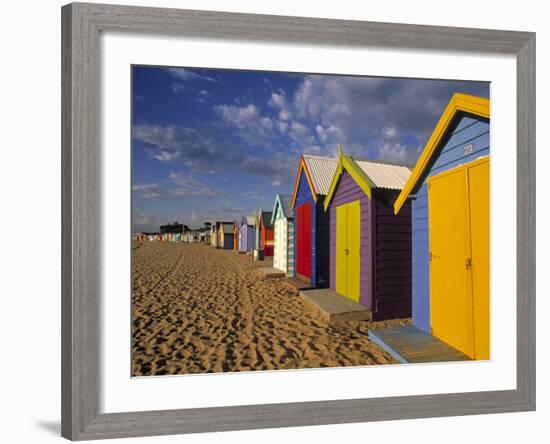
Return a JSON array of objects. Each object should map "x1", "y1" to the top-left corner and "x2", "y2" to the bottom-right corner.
[{"x1": 132, "y1": 241, "x2": 410, "y2": 376}]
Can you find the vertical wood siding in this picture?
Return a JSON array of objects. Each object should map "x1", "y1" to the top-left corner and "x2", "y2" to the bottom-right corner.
[
  {"x1": 273, "y1": 202, "x2": 295, "y2": 276},
  {"x1": 222, "y1": 233, "x2": 234, "y2": 250},
  {"x1": 273, "y1": 208, "x2": 287, "y2": 273},
  {"x1": 328, "y1": 171, "x2": 412, "y2": 319},
  {"x1": 411, "y1": 115, "x2": 490, "y2": 332},
  {"x1": 239, "y1": 224, "x2": 254, "y2": 252},
  {"x1": 373, "y1": 194, "x2": 412, "y2": 320},
  {"x1": 293, "y1": 170, "x2": 330, "y2": 287},
  {"x1": 316, "y1": 197, "x2": 330, "y2": 288},
  {"x1": 294, "y1": 171, "x2": 315, "y2": 285},
  {"x1": 287, "y1": 218, "x2": 295, "y2": 275}
]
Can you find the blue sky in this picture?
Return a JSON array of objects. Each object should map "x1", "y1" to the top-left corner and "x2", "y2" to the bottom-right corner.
[{"x1": 132, "y1": 66, "x2": 489, "y2": 232}]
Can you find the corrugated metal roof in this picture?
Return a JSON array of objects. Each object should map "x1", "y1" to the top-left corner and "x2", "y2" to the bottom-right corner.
[
  {"x1": 221, "y1": 223, "x2": 233, "y2": 234},
  {"x1": 279, "y1": 194, "x2": 293, "y2": 219},
  {"x1": 261, "y1": 211, "x2": 273, "y2": 228},
  {"x1": 354, "y1": 159, "x2": 411, "y2": 190},
  {"x1": 303, "y1": 155, "x2": 339, "y2": 195}
]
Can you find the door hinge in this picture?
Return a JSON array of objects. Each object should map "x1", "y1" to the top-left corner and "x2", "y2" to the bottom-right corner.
[{"x1": 465, "y1": 258, "x2": 472, "y2": 270}]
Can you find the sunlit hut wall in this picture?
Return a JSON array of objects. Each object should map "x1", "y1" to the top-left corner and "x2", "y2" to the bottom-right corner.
[
  {"x1": 233, "y1": 221, "x2": 239, "y2": 251},
  {"x1": 271, "y1": 194, "x2": 295, "y2": 276},
  {"x1": 216, "y1": 221, "x2": 224, "y2": 248},
  {"x1": 258, "y1": 210, "x2": 274, "y2": 257},
  {"x1": 210, "y1": 223, "x2": 218, "y2": 248},
  {"x1": 291, "y1": 155, "x2": 339, "y2": 288},
  {"x1": 253, "y1": 210, "x2": 261, "y2": 250},
  {"x1": 394, "y1": 93, "x2": 490, "y2": 360},
  {"x1": 239, "y1": 216, "x2": 255, "y2": 253},
  {"x1": 324, "y1": 149, "x2": 413, "y2": 320},
  {"x1": 219, "y1": 222, "x2": 235, "y2": 250}
]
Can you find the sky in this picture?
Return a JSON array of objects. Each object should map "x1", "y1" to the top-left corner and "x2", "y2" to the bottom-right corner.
[{"x1": 132, "y1": 66, "x2": 489, "y2": 233}]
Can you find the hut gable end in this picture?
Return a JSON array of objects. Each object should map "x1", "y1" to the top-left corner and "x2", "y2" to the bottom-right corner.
[
  {"x1": 291, "y1": 155, "x2": 339, "y2": 210},
  {"x1": 410, "y1": 112, "x2": 490, "y2": 332},
  {"x1": 394, "y1": 93, "x2": 490, "y2": 214}
]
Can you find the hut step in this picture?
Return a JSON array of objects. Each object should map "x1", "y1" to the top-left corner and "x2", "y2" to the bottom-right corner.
[
  {"x1": 368, "y1": 325, "x2": 471, "y2": 364},
  {"x1": 299, "y1": 289, "x2": 372, "y2": 324}
]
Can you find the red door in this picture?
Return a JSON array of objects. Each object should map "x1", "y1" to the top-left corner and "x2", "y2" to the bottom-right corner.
[{"x1": 296, "y1": 202, "x2": 312, "y2": 278}]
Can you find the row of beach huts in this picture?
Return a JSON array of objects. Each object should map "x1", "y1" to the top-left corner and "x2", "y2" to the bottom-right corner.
[
  {"x1": 134, "y1": 231, "x2": 205, "y2": 243},
  {"x1": 135, "y1": 94, "x2": 490, "y2": 362}
]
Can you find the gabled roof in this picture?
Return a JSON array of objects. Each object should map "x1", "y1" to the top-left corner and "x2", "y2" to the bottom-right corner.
[
  {"x1": 242, "y1": 215, "x2": 254, "y2": 226},
  {"x1": 214, "y1": 220, "x2": 232, "y2": 228},
  {"x1": 220, "y1": 223, "x2": 234, "y2": 234},
  {"x1": 355, "y1": 160, "x2": 412, "y2": 189},
  {"x1": 259, "y1": 210, "x2": 273, "y2": 229},
  {"x1": 271, "y1": 194, "x2": 293, "y2": 224},
  {"x1": 394, "y1": 93, "x2": 490, "y2": 214},
  {"x1": 324, "y1": 150, "x2": 411, "y2": 211},
  {"x1": 290, "y1": 155, "x2": 339, "y2": 209}
]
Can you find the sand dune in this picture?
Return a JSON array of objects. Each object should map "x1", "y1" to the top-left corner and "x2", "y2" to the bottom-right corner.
[{"x1": 132, "y1": 242, "x2": 410, "y2": 376}]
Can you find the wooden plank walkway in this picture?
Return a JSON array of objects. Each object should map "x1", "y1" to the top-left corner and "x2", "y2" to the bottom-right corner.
[
  {"x1": 368, "y1": 325, "x2": 471, "y2": 364},
  {"x1": 257, "y1": 267, "x2": 286, "y2": 279},
  {"x1": 300, "y1": 289, "x2": 372, "y2": 324},
  {"x1": 284, "y1": 276, "x2": 312, "y2": 291}
]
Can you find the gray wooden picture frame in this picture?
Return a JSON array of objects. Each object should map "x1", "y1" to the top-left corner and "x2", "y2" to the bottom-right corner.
[{"x1": 61, "y1": 2, "x2": 536, "y2": 440}]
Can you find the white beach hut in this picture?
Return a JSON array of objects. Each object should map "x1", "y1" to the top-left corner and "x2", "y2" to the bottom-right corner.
[{"x1": 271, "y1": 194, "x2": 295, "y2": 276}]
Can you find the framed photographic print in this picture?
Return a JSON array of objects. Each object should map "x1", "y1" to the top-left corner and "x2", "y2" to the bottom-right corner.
[{"x1": 61, "y1": 2, "x2": 536, "y2": 440}]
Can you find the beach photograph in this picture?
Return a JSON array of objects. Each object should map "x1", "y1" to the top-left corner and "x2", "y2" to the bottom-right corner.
[{"x1": 132, "y1": 66, "x2": 490, "y2": 376}]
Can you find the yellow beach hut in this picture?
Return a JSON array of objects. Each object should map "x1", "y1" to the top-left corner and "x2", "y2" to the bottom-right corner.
[{"x1": 369, "y1": 93, "x2": 490, "y2": 362}]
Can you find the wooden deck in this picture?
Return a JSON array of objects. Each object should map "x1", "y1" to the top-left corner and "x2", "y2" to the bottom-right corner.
[
  {"x1": 284, "y1": 276, "x2": 312, "y2": 291},
  {"x1": 257, "y1": 267, "x2": 286, "y2": 279},
  {"x1": 368, "y1": 325, "x2": 471, "y2": 364},
  {"x1": 300, "y1": 289, "x2": 372, "y2": 324}
]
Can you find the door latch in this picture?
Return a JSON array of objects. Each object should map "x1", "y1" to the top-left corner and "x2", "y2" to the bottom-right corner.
[
  {"x1": 430, "y1": 252, "x2": 440, "y2": 261},
  {"x1": 465, "y1": 258, "x2": 472, "y2": 270}
]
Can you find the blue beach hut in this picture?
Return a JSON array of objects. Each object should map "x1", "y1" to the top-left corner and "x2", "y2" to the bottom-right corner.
[
  {"x1": 369, "y1": 93, "x2": 490, "y2": 362},
  {"x1": 290, "y1": 154, "x2": 339, "y2": 288}
]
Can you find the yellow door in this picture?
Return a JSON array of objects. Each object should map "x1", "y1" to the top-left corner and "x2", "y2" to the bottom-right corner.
[
  {"x1": 347, "y1": 201, "x2": 361, "y2": 302},
  {"x1": 336, "y1": 201, "x2": 361, "y2": 302},
  {"x1": 468, "y1": 159, "x2": 490, "y2": 360},
  {"x1": 428, "y1": 157, "x2": 490, "y2": 360},
  {"x1": 429, "y1": 168, "x2": 473, "y2": 357},
  {"x1": 336, "y1": 205, "x2": 348, "y2": 297}
]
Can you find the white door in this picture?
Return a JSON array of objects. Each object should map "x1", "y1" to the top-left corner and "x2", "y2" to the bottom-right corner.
[{"x1": 274, "y1": 218, "x2": 286, "y2": 272}]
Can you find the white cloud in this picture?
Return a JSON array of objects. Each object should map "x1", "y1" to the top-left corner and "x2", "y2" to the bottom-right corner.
[
  {"x1": 215, "y1": 104, "x2": 260, "y2": 126},
  {"x1": 133, "y1": 172, "x2": 220, "y2": 200},
  {"x1": 279, "y1": 109, "x2": 291, "y2": 121},
  {"x1": 171, "y1": 83, "x2": 186, "y2": 94},
  {"x1": 277, "y1": 121, "x2": 288, "y2": 133},
  {"x1": 315, "y1": 124, "x2": 345, "y2": 143},
  {"x1": 289, "y1": 121, "x2": 313, "y2": 145},
  {"x1": 214, "y1": 103, "x2": 275, "y2": 143},
  {"x1": 377, "y1": 141, "x2": 420, "y2": 163},
  {"x1": 166, "y1": 68, "x2": 217, "y2": 83},
  {"x1": 133, "y1": 123, "x2": 240, "y2": 170},
  {"x1": 268, "y1": 92, "x2": 287, "y2": 109},
  {"x1": 383, "y1": 126, "x2": 398, "y2": 139},
  {"x1": 132, "y1": 183, "x2": 162, "y2": 199}
]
